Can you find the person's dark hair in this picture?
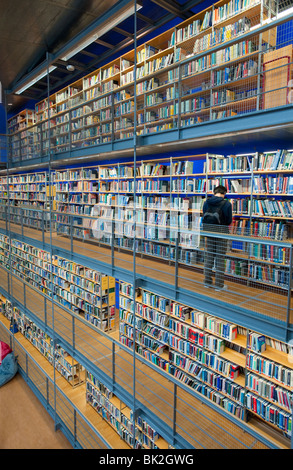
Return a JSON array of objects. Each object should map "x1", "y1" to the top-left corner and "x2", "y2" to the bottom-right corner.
[{"x1": 213, "y1": 185, "x2": 227, "y2": 195}]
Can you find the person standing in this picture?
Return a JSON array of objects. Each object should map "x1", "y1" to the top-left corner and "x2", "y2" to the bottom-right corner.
[{"x1": 202, "y1": 185, "x2": 232, "y2": 291}]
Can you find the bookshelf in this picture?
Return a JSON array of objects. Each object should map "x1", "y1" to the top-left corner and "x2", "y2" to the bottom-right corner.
[
  {"x1": 8, "y1": 0, "x2": 291, "y2": 162},
  {"x1": 119, "y1": 280, "x2": 293, "y2": 441},
  {"x1": 86, "y1": 371, "x2": 170, "y2": 449},
  {"x1": 1, "y1": 148, "x2": 293, "y2": 289},
  {"x1": 97, "y1": 154, "x2": 204, "y2": 262},
  {"x1": 54, "y1": 166, "x2": 99, "y2": 240},
  {"x1": 0, "y1": 170, "x2": 53, "y2": 231},
  {"x1": 0, "y1": 234, "x2": 116, "y2": 332},
  {"x1": 0, "y1": 292, "x2": 172, "y2": 448},
  {"x1": 7, "y1": 109, "x2": 36, "y2": 162},
  {"x1": 1, "y1": 301, "x2": 85, "y2": 386}
]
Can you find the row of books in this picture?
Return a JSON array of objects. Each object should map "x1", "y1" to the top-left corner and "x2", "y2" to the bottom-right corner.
[
  {"x1": 247, "y1": 372, "x2": 292, "y2": 410},
  {"x1": 246, "y1": 262, "x2": 289, "y2": 287},
  {"x1": 169, "y1": 322, "x2": 226, "y2": 355},
  {"x1": 136, "y1": 304, "x2": 169, "y2": 328},
  {"x1": 252, "y1": 175, "x2": 293, "y2": 194},
  {"x1": 54, "y1": 169, "x2": 98, "y2": 182},
  {"x1": 254, "y1": 150, "x2": 293, "y2": 171},
  {"x1": 247, "y1": 352, "x2": 293, "y2": 388},
  {"x1": 211, "y1": 39, "x2": 257, "y2": 66},
  {"x1": 229, "y1": 197, "x2": 293, "y2": 219},
  {"x1": 213, "y1": 0, "x2": 260, "y2": 24},
  {"x1": 169, "y1": 366, "x2": 245, "y2": 418},
  {"x1": 246, "y1": 392, "x2": 291, "y2": 434},
  {"x1": 99, "y1": 161, "x2": 202, "y2": 179},
  {"x1": 248, "y1": 243, "x2": 289, "y2": 264},
  {"x1": 7, "y1": 238, "x2": 114, "y2": 318},
  {"x1": 181, "y1": 96, "x2": 209, "y2": 113},
  {"x1": 207, "y1": 177, "x2": 250, "y2": 193},
  {"x1": 213, "y1": 16, "x2": 251, "y2": 42},
  {"x1": 211, "y1": 59, "x2": 258, "y2": 86}
]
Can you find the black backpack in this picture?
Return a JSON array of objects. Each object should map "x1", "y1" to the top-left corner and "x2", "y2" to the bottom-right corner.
[{"x1": 202, "y1": 199, "x2": 226, "y2": 225}]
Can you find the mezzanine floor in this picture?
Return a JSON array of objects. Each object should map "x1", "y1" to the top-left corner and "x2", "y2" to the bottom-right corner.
[
  {"x1": 1, "y1": 219, "x2": 292, "y2": 327},
  {"x1": 0, "y1": 262, "x2": 289, "y2": 449}
]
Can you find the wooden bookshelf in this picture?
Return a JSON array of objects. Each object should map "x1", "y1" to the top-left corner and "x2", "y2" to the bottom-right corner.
[
  {"x1": 0, "y1": 261, "x2": 289, "y2": 448},
  {"x1": 86, "y1": 371, "x2": 170, "y2": 449},
  {"x1": 0, "y1": 235, "x2": 116, "y2": 333},
  {"x1": 119, "y1": 280, "x2": 293, "y2": 442},
  {"x1": 7, "y1": 0, "x2": 290, "y2": 160},
  {"x1": 1, "y1": 149, "x2": 293, "y2": 289}
]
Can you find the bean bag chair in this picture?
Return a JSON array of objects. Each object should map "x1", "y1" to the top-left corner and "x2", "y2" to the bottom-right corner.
[
  {"x1": 0, "y1": 340, "x2": 12, "y2": 364},
  {"x1": 0, "y1": 341, "x2": 18, "y2": 387}
]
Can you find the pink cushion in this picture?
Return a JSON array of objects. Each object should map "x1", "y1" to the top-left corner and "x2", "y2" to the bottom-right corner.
[{"x1": 0, "y1": 341, "x2": 12, "y2": 365}]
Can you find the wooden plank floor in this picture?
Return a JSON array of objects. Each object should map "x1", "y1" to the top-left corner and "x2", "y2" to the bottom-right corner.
[
  {"x1": 1, "y1": 220, "x2": 292, "y2": 325},
  {"x1": 0, "y1": 372, "x2": 73, "y2": 449}
]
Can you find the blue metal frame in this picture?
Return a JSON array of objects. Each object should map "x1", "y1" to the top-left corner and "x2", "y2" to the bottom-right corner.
[
  {"x1": 2, "y1": 224, "x2": 292, "y2": 342},
  {"x1": 2, "y1": 1, "x2": 293, "y2": 449},
  {"x1": 0, "y1": 268, "x2": 285, "y2": 449}
]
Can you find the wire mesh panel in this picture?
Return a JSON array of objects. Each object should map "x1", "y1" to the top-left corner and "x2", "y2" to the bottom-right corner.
[
  {"x1": 133, "y1": 356, "x2": 175, "y2": 433},
  {"x1": 9, "y1": 274, "x2": 24, "y2": 306},
  {"x1": 0, "y1": 321, "x2": 12, "y2": 346},
  {"x1": 0, "y1": 266, "x2": 9, "y2": 294},
  {"x1": 13, "y1": 339, "x2": 54, "y2": 411},
  {"x1": 24, "y1": 282, "x2": 47, "y2": 325},
  {"x1": 2, "y1": 323, "x2": 111, "y2": 449},
  {"x1": 73, "y1": 319, "x2": 115, "y2": 378},
  {"x1": 175, "y1": 385, "x2": 270, "y2": 449},
  {"x1": 74, "y1": 410, "x2": 109, "y2": 449}
]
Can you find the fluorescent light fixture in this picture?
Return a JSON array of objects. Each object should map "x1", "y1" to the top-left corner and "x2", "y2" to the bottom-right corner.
[
  {"x1": 61, "y1": 2, "x2": 142, "y2": 61},
  {"x1": 15, "y1": 65, "x2": 57, "y2": 95}
]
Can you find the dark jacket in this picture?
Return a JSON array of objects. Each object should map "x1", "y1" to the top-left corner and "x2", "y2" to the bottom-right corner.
[{"x1": 202, "y1": 195, "x2": 232, "y2": 230}]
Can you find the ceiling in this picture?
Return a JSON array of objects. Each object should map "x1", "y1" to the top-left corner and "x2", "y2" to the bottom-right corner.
[{"x1": 0, "y1": 0, "x2": 211, "y2": 116}]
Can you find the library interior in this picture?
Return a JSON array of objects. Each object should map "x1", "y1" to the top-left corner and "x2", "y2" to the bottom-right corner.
[{"x1": 1, "y1": 0, "x2": 293, "y2": 450}]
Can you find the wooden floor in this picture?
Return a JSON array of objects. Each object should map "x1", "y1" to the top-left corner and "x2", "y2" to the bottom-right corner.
[
  {"x1": 0, "y1": 370, "x2": 72, "y2": 449},
  {"x1": 1, "y1": 220, "x2": 292, "y2": 325}
]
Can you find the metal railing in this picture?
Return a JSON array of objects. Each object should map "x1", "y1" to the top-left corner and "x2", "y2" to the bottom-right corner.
[
  {"x1": 0, "y1": 206, "x2": 292, "y2": 447},
  {"x1": 1, "y1": 204, "x2": 292, "y2": 335},
  {"x1": 0, "y1": 296, "x2": 275, "y2": 449},
  {"x1": 0, "y1": 321, "x2": 111, "y2": 449}
]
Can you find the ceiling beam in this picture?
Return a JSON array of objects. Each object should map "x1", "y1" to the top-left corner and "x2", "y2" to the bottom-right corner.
[
  {"x1": 78, "y1": 50, "x2": 99, "y2": 58},
  {"x1": 137, "y1": 12, "x2": 155, "y2": 25},
  {"x1": 113, "y1": 26, "x2": 134, "y2": 38},
  {"x1": 94, "y1": 39, "x2": 116, "y2": 50},
  {"x1": 150, "y1": 0, "x2": 194, "y2": 19}
]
